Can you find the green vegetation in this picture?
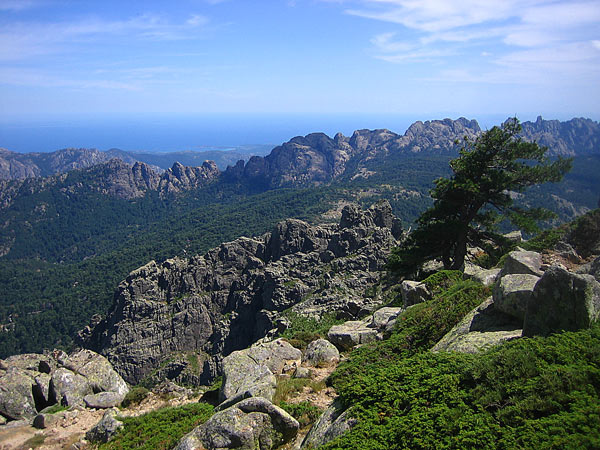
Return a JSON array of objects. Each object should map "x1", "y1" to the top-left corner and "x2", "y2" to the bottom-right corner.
[
  {"x1": 280, "y1": 401, "x2": 324, "y2": 428},
  {"x1": 280, "y1": 311, "x2": 344, "y2": 350},
  {"x1": 98, "y1": 402, "x2": 213, "y2": 450},
  {"x1": 120, "y1": 386, "x2": 149, "y2": 408},
  {"x1": 273, "y1": 376, "x2": 326, "y2": 406},
  {"x1": 40, "y1": 403, "x2": 69, "y2": 414},
  {"x1": 320, "y1": 275, "x2": 600, "y2": 449},
  {"x1": 22, "y1": 434, "x2": 46, "y2": 448},
  {"x1": 388, "y1": 119, "x2": 572, "y2": 274}
]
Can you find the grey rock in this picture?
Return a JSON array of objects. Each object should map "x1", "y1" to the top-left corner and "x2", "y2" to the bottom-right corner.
[
  {"x1": 0, "y1": 367, "x2": 37, "y2": 421},
  {"x1": 493, "y1": 274, "x2": 540, "y2": 321},
  {"x1": 63, "y1": 349, "x2": 129, "y2": 400},
  {"x1": 504, "y1": 230, "x2": 523, "y2": 243},
  {"x1": 34, "y1": 373, "x2": 52, "y2": 406},
  {"x1": 79, "y1": 202, "x2": 401, "y2": 387},
  {"x1": 177, "y1": 397, "x2": 299, "y2": 450},
  {"x1": 501, "y1": 250, "x2": 543, "y2": 277},
  {"x1": 554, "y1": 241, "x2": 582, "y2": 263},
  {"x1": 463, "y1": 263, "x2": 500, "y2": 286},
  {"x1": 301, "y1": 400, "x2": 357, "y2": 449},
  {"x1": 305, "y1": 339, "x2": 340, "y2": 367},
  {"x1": 0, "y1": 415, "x2": 6, "y2": 425},
  {"x1": 4, "y1": 353, "x2": 54, "y2": 373},
  {"x1": 50, "y1": 368, "x2": 93, "y2": 407},
  {"x1": 86, "y1": 409, "x2": 124, "y2": 443},
  {"x1": 369, "y1": 307, "x2": 403, "y2": 330},
  {"x1": 84, "y1": 392, "x2": 124, "y2": 409},
  {"x1": 33, "y1": 412, "x2": 62, "y2": 429},
  {"x1": 293, "y1": 367, "x2": 312, "y2": 379},
  {"x1": 244, "y1": 339, "x2": 303, "y2": 376},
  {"x1": 327, "y1": 320, "x2": 378, "y2": 351},
  {"x1": 220, "y1": 353, "x2": 276, "y2": 404},
  {"x1": 523, "y1": 266, "x2": 600, "y2": 336},
  {"x1": 400, "y1": 280, "x2": 431, "y2": 307},
  {"x1": 432, "y1": 297, "x2": 522, "y2": 353},
  {"x1": 579, "y1": 256, "x2": 600, "y2": 282}
]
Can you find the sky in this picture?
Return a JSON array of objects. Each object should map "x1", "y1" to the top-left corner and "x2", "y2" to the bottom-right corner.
[{"x1": 1, "y1": 0, "x2": 599, "y2": 121}]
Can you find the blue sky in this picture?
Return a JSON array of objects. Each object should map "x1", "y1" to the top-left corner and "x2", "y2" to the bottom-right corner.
[{"x1": 1, "y1": 0, "x2": 599, "y2": 120}]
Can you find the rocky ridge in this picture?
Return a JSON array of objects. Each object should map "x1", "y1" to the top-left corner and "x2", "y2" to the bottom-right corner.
[
  {"x1": 77, "y1": 201, "x2": 402, "y2": 386},
  {"x1": 0, "y1": 158, "x2": 220, "y2": 208}
]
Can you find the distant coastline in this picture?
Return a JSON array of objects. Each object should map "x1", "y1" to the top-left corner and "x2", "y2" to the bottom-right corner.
[{"x1": 0, "y1": 113, "x2": 518, "y2": 154}]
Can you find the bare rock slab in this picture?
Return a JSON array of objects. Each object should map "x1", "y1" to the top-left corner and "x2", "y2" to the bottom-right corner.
[
  {"x1": 501, "y1": 250, "x2": 543, "y2": 277},
  {"x1": 523, "y1": 266, "x2": 600, "y2": 337},
  {"x1": 327, "y1": 320, "x2": 377, "y2": 351}
]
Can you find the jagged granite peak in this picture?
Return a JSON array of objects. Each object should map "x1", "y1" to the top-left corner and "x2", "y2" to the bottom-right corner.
[
  {"x1": 78, "y1": 201, "x2": 401, "y2": 385},
  {"x1": 518, "y1": 116, "x2": 600, "y2": 156},
  {"x1": 0, "y1": 158, "x2": 221, "y2": 207}
]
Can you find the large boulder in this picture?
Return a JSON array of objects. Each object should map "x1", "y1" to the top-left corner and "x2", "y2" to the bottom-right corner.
[
  {"x1": 3, "y1": 353, "x2": 55, "y2": 373},
  {"x1": 500, "y1": 250, "x2": 543, "y2": 277},
  {"x1": 301, "y1": 400, "x2": 357, "y2": 449},
  {"x1": 50, "y1": 367, "x2": 93, "y2": 406},
  {"x1": 176, "y1": 397, "x2": 299, "y2": 450},
  {"x1": 493, "y1": 274, "x2": 540, "y2": 321},
  {"x1": 219, "y1": 339, "x2": 301, "y2": 404},
  {"x1": 327, "y1": 320, "x2": 377, "y2": 351},
  {"x1": 463, "y1": 264, "x2": 500, "y2": 286},
  {"x1": 400, "y1": 280, "x2": 431, "y2": 307},
  {"x1": 523, "y1": 266, "x2": 600, "y2": 337},
  {"x1": 84, "y1": 392, "x2": 126, "y2": 409},
  {"x1": 305, "y1": 339, "x2": 340, "y2": 367},
  {"x1": 64, "y1": 349, "x2": 129, "y2": 400},
  {"x1": 0, "y1": 367, "x2": 37, "y2": 421},
  {"x1": 369, "y1": 307, "x2": 403, "y2": 330},
  {"x1": 432, "y1": 297, "x2": 522, "y2": 354}
]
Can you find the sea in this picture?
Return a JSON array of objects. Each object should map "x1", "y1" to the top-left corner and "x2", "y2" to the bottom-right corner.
[{"x1": 0, "y1": 113, "x2": 513, "y2": 154}]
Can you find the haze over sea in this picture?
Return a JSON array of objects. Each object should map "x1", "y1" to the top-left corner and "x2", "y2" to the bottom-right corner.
[{"x1": 1, "y1": 113, "x2": 544, "y2": 154}]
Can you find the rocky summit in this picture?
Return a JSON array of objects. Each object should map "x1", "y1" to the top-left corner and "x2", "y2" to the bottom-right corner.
[{"x1": 78, "y1": 201, "x2": 402, "y2": 385}]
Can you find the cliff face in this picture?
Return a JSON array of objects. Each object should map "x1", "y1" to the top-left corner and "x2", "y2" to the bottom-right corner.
[{"x1": 78, "y1": 201, "x2": 402, "y2": 385}]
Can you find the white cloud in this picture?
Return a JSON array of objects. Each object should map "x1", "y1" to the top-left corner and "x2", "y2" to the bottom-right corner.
[{"x1": 341, "y1": 0, "x2": 600, "y2": 86}]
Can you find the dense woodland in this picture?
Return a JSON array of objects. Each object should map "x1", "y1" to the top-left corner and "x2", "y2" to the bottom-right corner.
[{"x1": 0, "y1": 152, "x2": 598, "y2": 357}]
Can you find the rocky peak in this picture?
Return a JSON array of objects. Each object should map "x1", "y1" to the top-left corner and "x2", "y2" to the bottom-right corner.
[
  {"x1": 158, "y1": 160, "x2": 220, "y2": 194},
  {"x1": 78, "y1": 201, "x2": 402, "y2": 385},
  {"x1": 519, "y1": 116, "x2": 600, "y2": 156}
]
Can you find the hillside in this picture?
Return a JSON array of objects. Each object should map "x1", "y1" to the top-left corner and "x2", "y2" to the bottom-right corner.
[{"x1": 0, "y1": 117, "x2": 598, "y2": 358}]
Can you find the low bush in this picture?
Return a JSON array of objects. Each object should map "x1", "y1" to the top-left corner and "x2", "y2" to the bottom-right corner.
[
  {"x1": 280, "y1": 401, "x2": 324, "y2": 428},
  {"x1": 99, "y1": 402, "x2": 213, "y2": 450},
  {"x1": 120, "y1": 386, "x2": 149, "y2": 408},
  {"x1": 280, "y1": 311, "x2": 343, "y2": 349}
]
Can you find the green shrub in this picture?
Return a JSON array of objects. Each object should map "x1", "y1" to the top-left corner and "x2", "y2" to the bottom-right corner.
[
  {"x1": 421, "y1": 270, "x2": 463, "y2": 296},
  {"x1": 41, "y1": 403, "x2": 69, "y2": 414},
  {"x1": 280, "y1": 401, "x2": 323, "y2": 428},
  {"x1": 280, "y1": 311, "x2": 344, "y2": 349},
  {"x1": 523, "y1": 227, "x2": 568, "y2": 252},
  {"x1": 99, "y1": 402, "x2": 213, "y2": 450},
  {"x1": 568, "y1": 209, "x2": 600, "y2": 258},
  {"x1": 323, "y1": 272, "x2": 600, "y2": 450},
  {"x1": 120, "y1": 386, "x2": 149, "y2": 408}
]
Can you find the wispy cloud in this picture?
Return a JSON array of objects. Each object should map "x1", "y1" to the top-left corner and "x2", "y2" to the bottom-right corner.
[
  {"x1": 341, "y1": 0, "x2": 600, "y2": 85},
  {"x1": 0, "y1": 13, "x2": 210, "y2": 61}
]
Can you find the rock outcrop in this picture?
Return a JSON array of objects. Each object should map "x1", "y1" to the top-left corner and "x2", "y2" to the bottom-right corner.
[
  {"x1": 0, "y1": 349, "x2": 128, "y2": 423},
  {"x1": 79, "y1": 202, "x2": 401, "y2": 385},
  {"x1": 176, "y1": 397, "x2": 299, "y2": 450}
]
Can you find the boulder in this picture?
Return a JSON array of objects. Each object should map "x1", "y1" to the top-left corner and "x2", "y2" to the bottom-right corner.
[
  {"x1": 432, "y1": 297, "x2": 522, "y2": 354},
  {"x1": 369, "y1": 306, "x2": 403, "y2": 330},
  {"x1": 243, "y1": 339, "x2": 302, "y2": 375},
  {"x1": 84, "y1": 392, "x2": 125, "y2": 409},
  {"x1": 301, "y1": 400, "x2": 357, "y2": 449},
  {"x1": 327, "y1": 320, "x2": 377, "y2": 351},
  {"x1": 293, "y1": 367, "x2": 312, "y2": 379},
  {"x1": 400, "y1": 280, "x2": 431, "y2": 307},
  {"x1": 219, "y1": 354, "x2": 276, "y2": 404},
  {"x1": 64, "y1": 350, "x2": 129, "y2": 400},
  {"x1": 493, "y1": 274, "x2": 540, "y2": 321},
  {"x1": 0, "y1": 367, "x2": 37, "y2": 421},
  {"x1": 305, "y1": 339, "x2": 340, "y2": 367},
  {"x1": 463, "y1": 264, "x2": 501, "y2": 286},
  {"x1": 50, "y1": 368, "x2": 92, "y2": 406},
  {"x1": 33, "y1": 373, "x2": 52, "y2": 407},
  {"x1": 4, "y1": 353, "x2": 54, "y2": 373},
  {"x1": 86, "y1": 409, "x2": 124, "y2": 443},
  {"x1": 504, "y1": 230, "x2": 522, "y2": 243},
  {"x1": 176, "y1": 397, "x2": 299, "y2": 450},
  {"x1": 500, "y1": 250, "x2": 543, "y2": 277},
  {"x1": 523, "y1": 266, "x2": 600, "y2": 337},
  {"x1": 33, "y1": 412, "x2": 62, "y2": 429}
]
